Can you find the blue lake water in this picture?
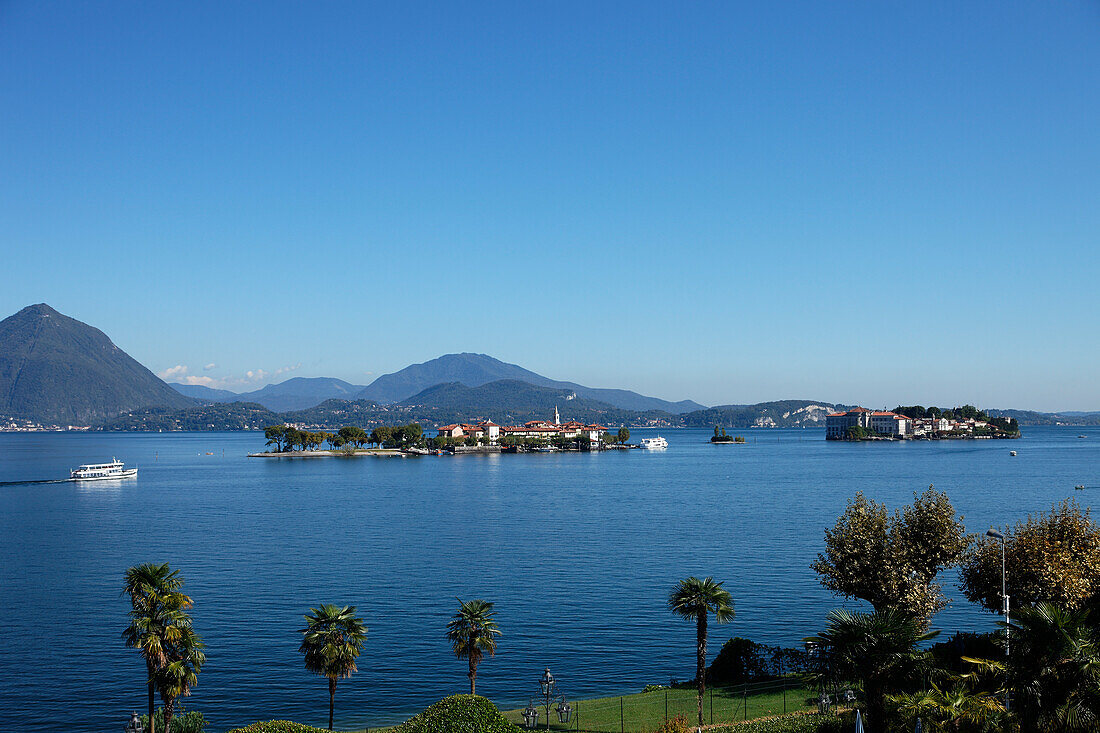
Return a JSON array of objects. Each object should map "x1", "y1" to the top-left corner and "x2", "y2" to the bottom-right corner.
[{"x1": 0, "y1": 427, "x2": 1096, "y2": 732}]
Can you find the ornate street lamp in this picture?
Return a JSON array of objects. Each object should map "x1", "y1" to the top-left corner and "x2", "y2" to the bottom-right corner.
[
  {"x1": 987, "y1": 528, "x2": 1010, "y2": 711},
  {"x1": 540, "y1": 667, "x2": 555, "y2": 696},
  {"x1": 524, "y1": 667, "x2": 570, "y2": 730},
  {"x1": 522, "y1": 702, "x2": 540, "y2": 729},
  {"x1": 125, "y1": 711, "x2": 143, "y2": 733}
]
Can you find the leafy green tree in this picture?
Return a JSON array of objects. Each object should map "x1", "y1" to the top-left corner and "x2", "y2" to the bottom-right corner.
[
  {"x1": 299, "y1": 604, "x2": 368, "y2": 731},
  {"x1": 668, "y1": 576, "x2": 735, "y2": 727},
  {"x1": 618, "y1": 427, "x2": 630, "y2": 444},
  {"x1": 806, "y1": 609, "x2": 938, "y2": 732},
  {"x1": 264, "y1": 424, "x2": 288, "y2": 452},
  {"x1": 337, "y1": 426, "x2": 367, "y2": 448},
  {"x1": 283, "y1": 427, "x2": 304, "y2": 451},
  {"x1": 959, "y1": 499, "x2": 1100, "y2": 614},
  {"x1": 446, "y1": 599, "x2": 501, "y2": 695},
  {"x1": 370, "y1": 426, "x2": 392, "y2": 448},
  {"x1": 812, "y1": 487, "x2": 971, "y2": 623}
]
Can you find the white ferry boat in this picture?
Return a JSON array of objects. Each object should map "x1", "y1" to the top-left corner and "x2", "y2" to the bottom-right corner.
[
  {"x1": 70, "y1": 459, "x2": 138, "y2": 481},
  {"x1": 639, "y1": 436, "x2": 668, "y2": 450}
]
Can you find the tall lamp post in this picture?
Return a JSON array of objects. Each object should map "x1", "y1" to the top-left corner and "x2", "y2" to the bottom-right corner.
[
  {"x1": 522, "y1": 668, "x2": 572, "y2": 730},
  {"x1": 987, "y1": 528, "x2": 1010, "y2": 711}
]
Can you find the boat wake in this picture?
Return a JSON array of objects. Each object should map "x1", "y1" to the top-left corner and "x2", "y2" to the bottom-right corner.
[{"x1": 0, "y1": 478, "x2": 72, "y2": 488}]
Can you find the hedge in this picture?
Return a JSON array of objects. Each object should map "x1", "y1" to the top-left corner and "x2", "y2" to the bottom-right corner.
[
  {"x1": 714, "y1": 711, "x2": 852, "y2": 733},
  {"x1": 224, "y1": 722, "x2": 329, "y2": 733},
  {"x1": 393, "y1": 694, "x2": 523, "y2": 733}
]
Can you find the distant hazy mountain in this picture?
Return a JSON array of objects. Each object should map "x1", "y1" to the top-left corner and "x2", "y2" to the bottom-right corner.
[
  {"x1": 239, "y1": 377, "x2": 364, "y2": 411},
  {"x1": 680, "y1": 401, "x2": 843, "y2": 428},
  {"x1": 396, "y1": 379, "x2": 664, "y2": 425},
  {"x1": 400, "y1": 379, "x2": 610, "y2": 415},
  {"x1": 170, "y1": 376, "x2": 364, "y2": 412},
  {"x1": 171, "y1": 384, "x2": 240, "y2": 402},
  {"x1": 0, "y1": 303, "x2": 193, "y2": 424},
  {"x1": 987, "y1": 408, "x2": 1100, "y2": 426},
  {"x1": 359, "y1": 353, "x2": 706, "y2": 413}
]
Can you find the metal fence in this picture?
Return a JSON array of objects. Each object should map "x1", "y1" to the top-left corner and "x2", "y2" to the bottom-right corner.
[{"x1": 498, "y1": 677, "x2": 815, "y2": 733}]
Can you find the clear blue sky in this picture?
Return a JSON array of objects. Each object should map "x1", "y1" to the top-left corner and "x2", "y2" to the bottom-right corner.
[{"x1": 2, "y1": 1, "x2": 1098, "y2": 410}]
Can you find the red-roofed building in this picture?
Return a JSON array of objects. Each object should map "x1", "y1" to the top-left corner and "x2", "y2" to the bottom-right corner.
[{"x1": 826, "y1": 408, "x2": 874, "y2": 439}]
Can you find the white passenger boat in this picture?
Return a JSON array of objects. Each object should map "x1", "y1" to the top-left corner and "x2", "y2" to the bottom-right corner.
[
  {"x1": 639, "y1": 436, "x2": 668, "y2": 450},
  {"x1": 70, "y1": 459, "x2": 138, "y2": 481}
]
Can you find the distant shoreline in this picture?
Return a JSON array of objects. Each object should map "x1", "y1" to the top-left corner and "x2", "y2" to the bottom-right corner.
[{"x1": 247, "y1": 448, "x2": 409, "y2": 458}]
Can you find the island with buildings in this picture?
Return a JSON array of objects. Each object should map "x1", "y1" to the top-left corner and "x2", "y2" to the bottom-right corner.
[
  {"x1": 825, "y1": 405, "x2": 1020, "y2": 441},
  {"x1": 435, "y1": 406, "x2": 628, "y2": 452}
]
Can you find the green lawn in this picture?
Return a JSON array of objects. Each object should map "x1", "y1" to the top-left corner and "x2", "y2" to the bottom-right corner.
[{"x1": 498, "y1": 681, "x2": 816, "y2": 733}]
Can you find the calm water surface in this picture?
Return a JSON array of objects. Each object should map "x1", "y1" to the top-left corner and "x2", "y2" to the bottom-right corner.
[{"x1": 1, "y1": 427, "x2": 1096, "y2": 732}]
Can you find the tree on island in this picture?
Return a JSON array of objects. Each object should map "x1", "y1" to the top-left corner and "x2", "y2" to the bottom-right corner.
[
  {"x1": 265, "y1": 424, "x2": 288, "y2": 452},
  {"x1": 338, "y1": 426, "x2": 367, "y2": 448},
  {"x1": 959, "y1": 499, "x2": 1100, "y2": 615},
  {"x1": 812, "y1": 487, "x2": 971, "y2": 624},
  {"x1": 668, "y1": 576, "x2": 735, "y2": 727},
  {"x1": 446, "y1": 598, "x2": 501, "y2": 695},
  {"x1": 299, "y1": 604, "x2": 367, "y2": 731},
  {"x1": 618, "y1": 427, "x2": 630, "y2": 444}
]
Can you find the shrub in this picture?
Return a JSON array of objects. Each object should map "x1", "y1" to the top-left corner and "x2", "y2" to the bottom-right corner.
[
  {"x1": 224, "y1": 722, "x2": 328, "y2": 733},
  {"x1": 708, "y1": 637, "x2": 770, "y2": 684},
  {"x1": 141, "y1": 707, "x2": 207, "y2": 733},
  {"x1": 394, "y1": 694, "x2": 522, "y2": 733},
  {"x1": 713, "y1": 711, "x2": 852, "y2": 732},
  {"x1": 653, "y1": 714, "x2": 691, "y2": 733}
]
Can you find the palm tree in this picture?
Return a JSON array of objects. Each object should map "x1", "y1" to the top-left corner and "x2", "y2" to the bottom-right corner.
[
  {"x1": 155, "y1": 623, "x2": 205, "y2": 733},
  {"x1": 299, "y1": 604, "x2": 368, "y2": 730},
  {"x1": 668, "y1": 576, "x2": 735, "y2": 727},
  {"x1": 446, "y1": 598, "x2": 501, "y2": 694},
  {"x1": 806, "y1": 609, "x2": 938, "y2": 732},
  {"x1": 889, "y1": 678, "x2": 1006, "y2": 732},
  {"x1": 1005, "y1": 603, "x2": 1100, "y2": 732},
  {"x1": 122, "y1": 563, "x2": 190, "y2": 729}
]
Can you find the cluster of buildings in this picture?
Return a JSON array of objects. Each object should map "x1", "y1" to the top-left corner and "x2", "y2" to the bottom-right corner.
[
  {"x1": 436, "y1": 407, "x2": 608, "y2": 444},
  {"x1": 826, "y1": 408, "x2": 995, "y2": 440}
]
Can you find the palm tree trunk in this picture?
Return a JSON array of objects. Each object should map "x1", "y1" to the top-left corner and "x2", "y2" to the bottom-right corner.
[
  {"x1": 162, "y1": 698, "x2": 174, "y2": 733},
  {"x1": 328, "y1": 677, "x2": 336, "y2": 730},
  {"x1": 147, "y1": 671, "x2": 155, "y2": 733},
  {"x1": 696, "y1": 613, "x2": 707, "y2": 727},
  {"x1": 469, "y1": 654, "x2": 477, "y2": 695}
]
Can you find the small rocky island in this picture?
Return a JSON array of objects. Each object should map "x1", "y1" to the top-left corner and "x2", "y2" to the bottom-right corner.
[{"x1": 710, "y1": 428, "x2": 746, "y2": 443}]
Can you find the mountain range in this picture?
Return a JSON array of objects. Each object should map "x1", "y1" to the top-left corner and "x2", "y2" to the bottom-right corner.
[
  {"x1": 175, "y1": 376, "x2": 363, "y2": 411},
  {"x1": 2, "y1": 303, "x2": 1097, "y2": 429},
  {"x1": 172, "y1": 352, "x2": 706, "y2": 414},
  {"x1": 355, "y1": 353, "x2": 706, "y2": 413}
]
